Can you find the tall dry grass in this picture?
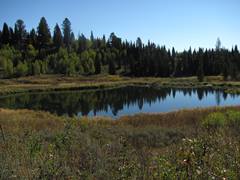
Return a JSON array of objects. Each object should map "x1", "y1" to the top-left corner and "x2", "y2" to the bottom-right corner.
[{"x1": 1, "y1": 106, "x2": 240, "y2": 179}]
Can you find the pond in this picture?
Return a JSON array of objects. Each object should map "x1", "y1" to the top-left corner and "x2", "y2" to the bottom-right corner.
[{"x1": 0, "y1": 86, "x2": 240, "y2": 118}]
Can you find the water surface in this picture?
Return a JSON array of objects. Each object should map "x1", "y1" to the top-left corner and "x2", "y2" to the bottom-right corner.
[{"x1": 0, "y1": 86, "x2": 239, "y2": 118}]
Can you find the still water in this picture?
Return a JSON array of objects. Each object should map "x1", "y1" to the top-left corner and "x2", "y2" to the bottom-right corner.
[{"x1": 0, "y1": 86, "x2": 240, "y2": 117}]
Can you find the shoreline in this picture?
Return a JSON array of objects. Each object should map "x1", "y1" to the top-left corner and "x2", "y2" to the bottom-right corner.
[
  {"x1": 1, "y1": 105, "x2": 240, "y2": 122},
  {"x1": 1, "y1": 75, "x2": 240, "y2": 96}
]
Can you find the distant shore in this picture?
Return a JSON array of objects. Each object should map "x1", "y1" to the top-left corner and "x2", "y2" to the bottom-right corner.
[{"x1": 1, "y1": 75, "x2": 240, "y2": 96}]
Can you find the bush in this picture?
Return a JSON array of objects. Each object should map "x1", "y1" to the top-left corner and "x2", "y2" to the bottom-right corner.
[
  {"x1": 226, "y1": 110, "x2": 240, "y2": 125},
  {"x1": 202, "y1": 112, "x2": 226, "y2": 129},
  {"x1": 226, "y1": 110, "x2": 240, "y2": 133}
]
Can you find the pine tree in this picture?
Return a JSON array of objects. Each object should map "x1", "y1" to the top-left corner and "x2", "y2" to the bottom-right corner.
[
  {"x1": 223, "y1": 62, "x2": 228, "y2": 81},
  {"x1": 171, "y1": 47, "x2": 176, "y2": 76},
  {"x1": 29, "y1": 29, "x2": 37, "y2": 47},
  {"x1": 53, "y1": 24, "x2": 62, "y2": 49},
  {"x1": 136, "y1": 37, "x2": 142, "y2": 48},
  {"x1": 70, "y1": 32, "x2": 75, "y2": 46},
  {"x1": 90, "y1": 31, "x2": 94, "y2": 42},
  {"x1": 14, "y1": 19, "x2": 27, "y2": 49},
  {"x1": 108, "y1": 59, "x2": 116, "y2": 75},
  {"x1": 197, "y1": 49, "x2": 204, "y2": 82},
  {"x1": 8, "y1": 27, "x2": 15, "y2": 46},
  {"x1": 37, "y1": 17, "x2": 51, "y2": 50},
  {"x1": 95, "y1": 53, "x2": 102, "y2": 74},
  {"x1": 2, "y1": 23, "x2": 10, "y2": 44},
  {"x1": 108, "y1": 32, "x2": 121, "y2": 49},
  {"x1": 62, "y1": 18, "x2": 72, "y2": 50},
  {"x1": 78, "y1": 34, "x2": 88, "y2": 53},
  {"x1": 102, "y1": 35, "x2": 106, "y2": 47},
  {"x1": 229, "y1": 62, "x2": 237, "y2": 80}
]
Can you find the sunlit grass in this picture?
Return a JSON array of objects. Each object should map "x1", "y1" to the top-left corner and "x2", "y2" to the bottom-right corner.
[
  {"x1": 1, "y1": 75, "x2": 240, "y2": 96},
  {"x1": 1, "y1": 107, "x2": 240, "y2": 178}
]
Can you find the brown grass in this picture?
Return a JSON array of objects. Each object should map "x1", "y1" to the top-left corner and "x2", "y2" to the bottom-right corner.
[
  {"x1": 116, "y1": 106, "x2": 240, "y2": 128},
  {"x1": 1, "y1": 106, "x2": 240, "y2": 179},
  {"x1": 1, "y1": 106, "x2": 240, "y2": 133},
  {"x1": 0, "y1": 108, "x2": 65, "y2": 133},
  {"x1": 1, "y1": 75, "x2": 240, "y2": 96}
]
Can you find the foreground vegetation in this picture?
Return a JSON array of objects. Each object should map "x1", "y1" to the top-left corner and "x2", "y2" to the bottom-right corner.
[{"x1": 1, "y1": 106, "x2": 240, "y2": 179}]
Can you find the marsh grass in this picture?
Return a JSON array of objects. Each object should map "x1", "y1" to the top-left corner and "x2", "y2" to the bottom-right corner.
[
  {"x1": 1, "y1": 107, "x2": 240, "y2": 178},
  {"x1": 1, "y1": 75, "x2": 240, "y2": 96}
]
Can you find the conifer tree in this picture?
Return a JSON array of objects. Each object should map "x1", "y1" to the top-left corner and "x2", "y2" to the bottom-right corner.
[
  {"x1": 53, "y1": 24, "x2": 62, "y2": 49},
  {"x1": 29, "y1": 29, "x2": 37, "y2": 47},
  {"x1": 2, "y1": 23, "x2": 10, "y2": 44},
  {"x1": 95, "y1": 52, "x2": 102, "y2": 74},
  {"x1": 14, "y1": 19, "x2": 27, "y2": 49},
  {"x1": 90, "y1": 31, "x2": 94, "y2": 42},
  {"x1": 37, "y1": 17, "x2": 51, "y2": 50},
  {"x1": 62, "y1": 18, "x2": 72, "y2": 50},
  {"x1": 109, "y1": 59, "x2": 116, "y2": 75},
  {"x1": 197, "y1": 49, "x2": 204, "y2": 82}
]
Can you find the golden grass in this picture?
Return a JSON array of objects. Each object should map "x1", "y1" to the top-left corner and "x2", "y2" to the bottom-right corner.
[
  {"x1": 1, "y1": 106, "x2": 240, "y2": 135},
  {"x1": 1, "y1": 75, "x2": 240, "y2": 96},
  {"x1": 0, "y1": 108, "x2": 65, "y2": 133},
  {"x1": 1, "y1": 106, "x2": 240, "y2": 179}
]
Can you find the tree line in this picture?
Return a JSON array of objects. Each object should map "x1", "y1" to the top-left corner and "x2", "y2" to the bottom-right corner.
[{"x1": 0, "y1": 17, "x2": 239, "y2": 81}]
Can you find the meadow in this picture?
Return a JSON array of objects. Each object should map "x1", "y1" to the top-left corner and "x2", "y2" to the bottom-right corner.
[
  {"x1": 1, "y1": 106, "x2": 240, "y2": 179},
  {"x1": 1, "y1": 75, "x2": 240, "y2": 179}
]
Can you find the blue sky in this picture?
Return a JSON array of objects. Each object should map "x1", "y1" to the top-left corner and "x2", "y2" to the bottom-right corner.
[{"x1": 0, "y1": 0, "x2": 240, "y2": 51}]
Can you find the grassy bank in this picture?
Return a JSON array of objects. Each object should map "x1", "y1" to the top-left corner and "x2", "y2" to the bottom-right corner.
[
  {"x1": 1, "y1": 75, "x2": 240, "y2": 178},
  {"x1": 1, "y1": 75, "x2": 240, "y2": 96},
  {"x1": 1, "y1": 106, "x2": 240, "y2": 179}
]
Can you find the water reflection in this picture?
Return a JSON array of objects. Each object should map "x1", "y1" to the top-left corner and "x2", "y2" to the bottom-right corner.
[{"x1": 0, "y1": 86, "x2": 239, "y2": 117}]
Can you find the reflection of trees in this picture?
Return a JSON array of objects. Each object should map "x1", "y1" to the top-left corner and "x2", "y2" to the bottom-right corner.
[
  {"x1": 223, "y1": 92, "x2": 228, "y2": 100},
  {"x1": 197, "y1": 89, "x2": 204, "y2": 100},
  {"x1": 0, "y1": 87, "x2": 238, "y2": 116},
  {"x1": 215, "y1": 91, "x2": 221, "y2": 106}
]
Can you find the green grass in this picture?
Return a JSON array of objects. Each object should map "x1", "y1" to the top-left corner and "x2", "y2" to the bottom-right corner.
[
  {"x1": 1, "y1": 107, "x2": 240, "y2": 179},
  {"x1": 202, "y1": 112, "x2": 227, "y2": 129}
]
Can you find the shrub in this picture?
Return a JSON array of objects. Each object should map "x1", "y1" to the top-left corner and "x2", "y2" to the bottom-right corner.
[
  {"x1": 226, "y1": 110, "x2": 240, "y2": 133},
  {"x1": 202, "y1": 112, "x2": 226, "y2": 129},
  {"x1": 226, "y1": 110, "x2": 240, "y2": 125}
]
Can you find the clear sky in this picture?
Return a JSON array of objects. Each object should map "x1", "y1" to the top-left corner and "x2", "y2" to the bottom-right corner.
[{"x1": 0, "y1": 0, "x2": 240, "y2": 51}]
